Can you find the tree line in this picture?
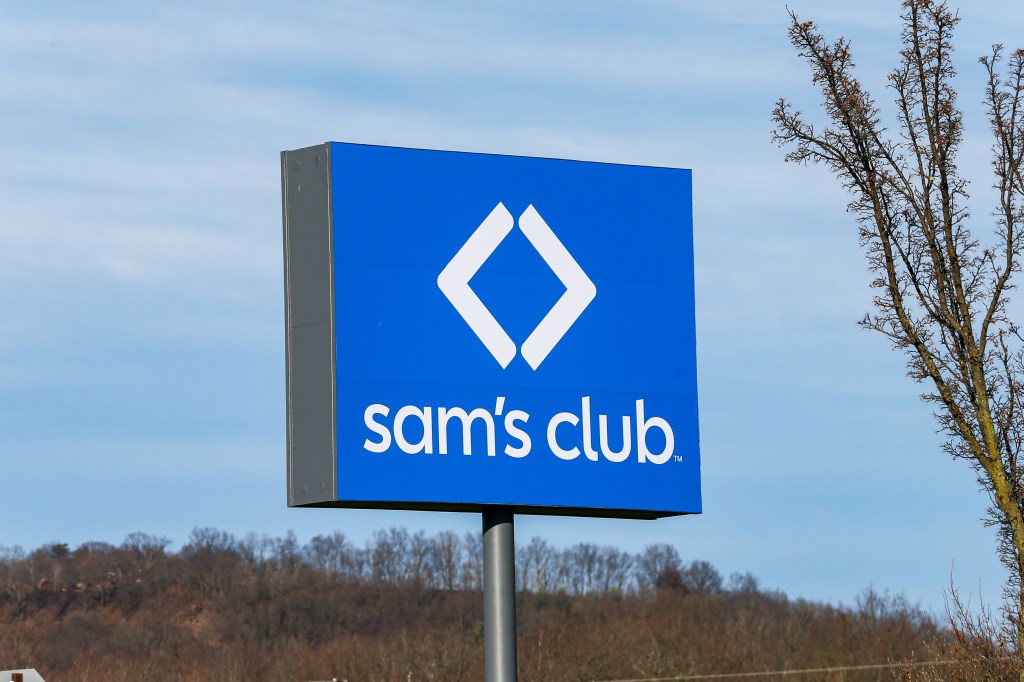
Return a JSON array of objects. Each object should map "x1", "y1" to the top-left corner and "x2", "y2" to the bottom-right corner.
[
  {"x1": 0, "y1": 527, "x2": 757, "y2": 599},
  {"x1": 0, "y1": 527, "x2": 959, "y2": 681}
]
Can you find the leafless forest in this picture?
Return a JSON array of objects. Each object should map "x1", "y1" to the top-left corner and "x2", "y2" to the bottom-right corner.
[{"x1": 0, "y1": 528, "x2": 953, "y2": 681}]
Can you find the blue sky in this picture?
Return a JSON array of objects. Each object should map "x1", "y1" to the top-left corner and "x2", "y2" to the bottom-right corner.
[{"x1": 3, "y1": 0, "x2": 1023, "y2": 614}]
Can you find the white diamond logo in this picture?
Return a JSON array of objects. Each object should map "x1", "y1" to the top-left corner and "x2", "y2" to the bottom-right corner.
[{"x1": 437, "y1": 203, "x2": 597, "y2": 370}]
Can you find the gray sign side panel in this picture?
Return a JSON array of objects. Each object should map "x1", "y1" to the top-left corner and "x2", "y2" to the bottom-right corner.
[
  {"x1": 282, "y1": 151, "x2": 291, "y2": 505},
  {"x1": 283, "y1": 143, "x2": 337, "y2": 506}
]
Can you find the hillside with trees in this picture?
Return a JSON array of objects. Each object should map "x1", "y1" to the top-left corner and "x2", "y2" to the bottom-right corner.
[{"x1": 0, "y1": 528, "x2": 954, "y2": 681}]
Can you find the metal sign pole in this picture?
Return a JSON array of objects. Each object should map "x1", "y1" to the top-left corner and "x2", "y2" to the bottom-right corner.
[{"x1": 482, "y1": 506, "x2": 518, "y2": 682}]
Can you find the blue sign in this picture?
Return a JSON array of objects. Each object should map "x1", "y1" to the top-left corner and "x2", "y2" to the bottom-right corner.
[{"x1": 282, "y1": 142, "x2": 700, "y2": 517}]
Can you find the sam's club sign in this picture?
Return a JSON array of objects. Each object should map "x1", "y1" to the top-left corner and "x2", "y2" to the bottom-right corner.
[{"x1": 282, "y1": 142, "x2": 699, "y2": 518}]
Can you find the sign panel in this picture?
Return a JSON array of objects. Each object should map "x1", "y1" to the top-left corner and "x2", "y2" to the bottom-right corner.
[{"x1": 282, "y1": 142, "x2": 700, "y2": 518}]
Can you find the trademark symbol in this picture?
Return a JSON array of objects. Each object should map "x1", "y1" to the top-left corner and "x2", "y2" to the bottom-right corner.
[{"x1": 674, "y1": 455, "x2": 683, "y2": 463}]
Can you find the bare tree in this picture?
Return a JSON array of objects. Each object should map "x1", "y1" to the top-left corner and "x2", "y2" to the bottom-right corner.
[
  {"x1": 305, "y1": 531, "x2": 347, "y2": 581},
  {"x1": 517, "y1": 536, "x2": 559, "y2": 594},
  {"x1": 567, "y1": 543, "x2": 601, "y2": 595},
  {"x1": 122, "y1": 532, "x2": 170, "y2": 575},
  {"x1": 408, "y1": 530, "x2": 434, "y2": 588},
  {"x1": 459, "y1": 531, "x2": 483, "y2": 591},
  {"x1": 370, "y1": 527, "x2": 411, "y2": 585},
  {"x1": 682, "y1": 560, "x2": 723, "y2": 595},
  {"x1": 636, "y1": 543, "x2": 682, "y2": 595},
  {"x1": 598, "y1": 546, "x2": 634, "y2": 595},
  {"x1": 772, "y1": 0, "x2": 1024, "y2": 665},
  {"x1": 431, "y1": 530, "x2": 463, "y2": 591}
]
